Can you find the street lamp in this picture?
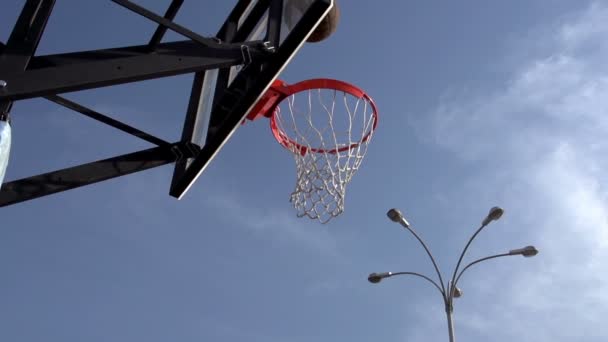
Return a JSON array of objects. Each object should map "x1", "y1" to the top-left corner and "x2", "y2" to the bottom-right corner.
[
  {"x1": 368, "y1": 272, "x2": 391, "y2": 283},
  {"x1": 368, "y1": 207, "x2": 538, "y2": 342},
  {"x1": 509, "y1": 246, "x2": 539, "y2": 257}
]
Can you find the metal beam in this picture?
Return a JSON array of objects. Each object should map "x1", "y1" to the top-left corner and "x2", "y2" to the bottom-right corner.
[
  {"x1": 210, "y1": 0, "x2": 273, "y2": 119},
  {"x1": 45, "y1": 95, "x2": 170, "y2": 147},
  {"x1": 265, "y1": 0, "x2": 283, "y2": 47},
  {"x1": 170, "y1": 71, "x2": 205, "y2": 190},
  {"x1": 0, "y1": 142, "x2": 193, "y2": 207},
  {"x1": 216, "y1": 0, "x2": 254, "y2": 41},
  {"x1": 0, "y1": 0, "x2": 54, "y2": 70},
  {"x1": 148, "y1": 0, "x2": 184, "y2": 50},
  {"x1": 27, "y1": 39, "x2": 241, "y2": 70},
  {"x1": 232, "y1": 0, "x2": 271, "y2": 43},
  {"x1": 211, "y1": 0, "x2": 249, "y2": 114},
  {"x1": 0, "y1": 41, "x2": 253, "y2": 101},
  {"x1": 0, "y1": 0, "x2": 55, "y2": 114},
  {"x1": 170, "y1": 0, "x2": 267, "y2": 195},
  {"x1": 112, "y1": 0, "x2": 222, "y2": 49}
]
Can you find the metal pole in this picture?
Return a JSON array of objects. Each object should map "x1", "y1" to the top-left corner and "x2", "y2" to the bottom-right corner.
[
  {"x1": 445, "y1": 281, "x2": 456, "y2": 342},
  {"x1": 446, "y1": 305, "x2": 456, "y2": 342}
]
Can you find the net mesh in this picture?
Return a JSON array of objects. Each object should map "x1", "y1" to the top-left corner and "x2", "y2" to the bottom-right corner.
[{"x1": 272, "y1": 87, "x2": 377, "y2": 224}]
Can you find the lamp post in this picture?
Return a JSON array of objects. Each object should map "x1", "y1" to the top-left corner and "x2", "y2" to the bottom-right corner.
[{"x1": 368, "y1": 207, "x2": 538, "y2": 342}]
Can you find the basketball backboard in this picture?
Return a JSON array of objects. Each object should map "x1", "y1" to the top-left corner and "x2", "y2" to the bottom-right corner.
[{"x1": 169, "y1": 0, "x2": 334, "y2": 199}]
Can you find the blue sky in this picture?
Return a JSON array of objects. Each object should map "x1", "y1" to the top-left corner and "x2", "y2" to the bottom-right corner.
[{"x1": 2, "y1": 0, "x2": 608, "y2": 341}]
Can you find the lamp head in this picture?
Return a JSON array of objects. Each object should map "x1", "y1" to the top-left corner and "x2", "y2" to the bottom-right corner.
[
  {"x1": 387, "y1": 208, "x2": 410, "y2": 227},
  {"x1": 509, "y1": 245, "x2": 538, "y2": 257},
  {"x1": 368, "y1": 272, "x2": 392, "y2": 284},
  {"x1": 482, "y1": 206, "x2": 504, "y2": 226}
]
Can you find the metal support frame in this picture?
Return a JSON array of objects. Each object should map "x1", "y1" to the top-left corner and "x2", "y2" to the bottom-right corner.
[
  {"x1": 0, "y1": 0, "x2": 330, "y2": 207},
  {"x1": 0, "y1": 0, "x2": 276, "y2": 207}
]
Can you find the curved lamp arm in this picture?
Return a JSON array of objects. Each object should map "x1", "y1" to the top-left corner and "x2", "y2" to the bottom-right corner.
[
  {"x1": 387, "y1": 209, "x2": 447, "y2": 295},
  {"x1": 450, "y1": 207, "x2": 503, "y2": 291},
  {"x1": 369, "y1": 271, "x2": 446, "y2": 300},
  {"x1": 453, "y1": 253, "x2": 510, "y2": 288},
  {"x1": 405, "y1": 227, "x2": 448, "y2": 295},
  {"x1": 449, "y1": 223, "x2": 488, "y2": 297}
]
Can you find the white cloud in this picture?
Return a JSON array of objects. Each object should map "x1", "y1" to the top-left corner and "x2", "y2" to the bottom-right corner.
[
  {"x1": 203, "y1": 187, "x2": 341, "y2": 259},
  {"x1": 413, "y1": 2, "x2": 608, "y2": 341}
]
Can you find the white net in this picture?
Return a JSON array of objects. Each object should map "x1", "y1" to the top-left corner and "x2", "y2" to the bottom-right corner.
[{"x1": 272, "y1": 86, "x2": 377, "y2": 224}]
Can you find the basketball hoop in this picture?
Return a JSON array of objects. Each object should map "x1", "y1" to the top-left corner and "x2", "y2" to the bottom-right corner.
[{"x1": 247, "y1": 78, "x2": 378, "y2": 223}]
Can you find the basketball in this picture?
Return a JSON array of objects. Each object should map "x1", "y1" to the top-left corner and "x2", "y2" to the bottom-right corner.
[
  {"x1": 284, "y1": 0, "x2": 340, "y2": 43},
  {"x1": 307, "y1": 1, "x2": 340, "y2": 43}
]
